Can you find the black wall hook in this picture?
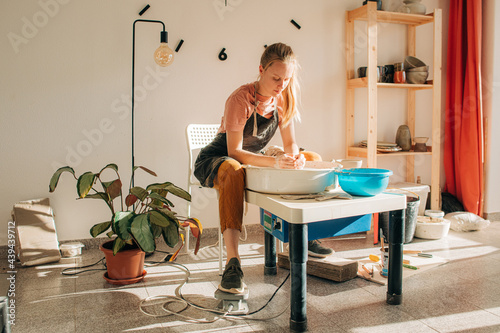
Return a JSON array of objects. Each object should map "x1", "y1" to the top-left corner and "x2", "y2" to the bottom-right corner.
[
  {"x1": 175, "y1": 39, "x2": 184, "y2": 52},
  {"x1": 139, "y1": 4, "x2": 150, "y2": 16},
  {"x1": 290, "y1": 19, "x2": 301, "y2": 30}
]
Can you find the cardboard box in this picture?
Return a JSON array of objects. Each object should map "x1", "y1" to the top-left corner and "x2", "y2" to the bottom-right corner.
[{"x1": 278, "y1": 252, "x2": 358, "y2": 282}]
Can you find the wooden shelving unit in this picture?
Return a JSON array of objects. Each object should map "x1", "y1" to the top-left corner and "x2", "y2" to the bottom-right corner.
[{"x1": 345, "y1": 3, "x2": 442, "y2": 209}]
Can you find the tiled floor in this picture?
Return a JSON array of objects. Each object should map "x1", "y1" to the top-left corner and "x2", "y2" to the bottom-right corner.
[{"x1": 2, "y1": 221, "x2": 500, "y2": 333}]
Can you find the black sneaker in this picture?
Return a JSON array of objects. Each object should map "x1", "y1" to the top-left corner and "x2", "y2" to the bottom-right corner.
[
  {"x1": 218, "y1": 257, "x2": 245, "y2": 294},
  {"x1": 308, "y1": 240, "x2": 334, "y2": 258}
]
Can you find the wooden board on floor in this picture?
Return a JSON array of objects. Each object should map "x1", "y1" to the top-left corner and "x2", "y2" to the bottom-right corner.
[
  {"x1": 357, "y1": 254, "x2": 448, "y2": 285},
  {"x1": 277, "y1": 251, "x2": 358, "y2": 282}
]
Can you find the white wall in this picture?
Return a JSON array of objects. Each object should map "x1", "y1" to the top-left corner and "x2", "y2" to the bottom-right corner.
[
  {"x1": 0, "y1": 0, "x2": 457, "y2": 246},
  {"x1": 482, "y1": 0, "x2": 500, "y2": 215}
]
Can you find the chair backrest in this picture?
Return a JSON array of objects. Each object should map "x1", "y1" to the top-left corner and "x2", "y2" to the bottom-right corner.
[{"x1": 186, "y1": 124, "x2": 220, "y2": 187}]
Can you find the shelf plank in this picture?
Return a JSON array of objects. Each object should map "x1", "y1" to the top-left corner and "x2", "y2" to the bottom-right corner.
[
  {"x1": 348, "y1": 146, "x2": 432, "y2": 158},
  {"x1": 347, "y1": 78, "x2": 433, "y2": 89},
  {"x1": 377, "y1": 11, "x2": 435, "y2": 26},
  {"x1": 347, "y1": 5, "x2": 367, "y2": 21},
  {"x1": 347, "y1": 4, "x2": 435, "y2": 26}
]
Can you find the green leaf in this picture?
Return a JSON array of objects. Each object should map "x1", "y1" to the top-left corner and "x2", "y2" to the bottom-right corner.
[
  {"x1": 148, "y1": 192, "x2": 174, "y2": 207},
  {"x1": 102, "y1": 179, "x2": 122, "y2": 200},
  {"x1": 99, "y1": 163, "x2": 118, "y2": 174},
  {"x1": 90, "y1": 221, "x2": 111, "y2": 238},
  {"x1": 133, "y1": 166, "x2": 157, "y2": 177},
  {"x1": 84, "y1": 192, "x2": 109, "y2": 201},
  {"x1": 151, "y1": 189, "x2": 174, "y2": 207},
  {"x1": 49, "y1": 166, "x2": 75, "y2": 192},
  {"x1": 113, "y1": 211, "x2": 134, "y2": 241},
  {"x1": 130, "y1": 214, "x2": 155, "y2": 253},
  {"x1": 130, "y1": 186, "x2": 148, "y2": 202},
  {"x1": 160, "y1": 208, "x2": 178, "y2": 220},
  {"x1": 147, "y1": 203, "x2": 164, "y2": 210},
  {"x1": 149, "y1": 210, "x2": 172, "y2": 228},
  {"x1": 106, "y1": 230, "x2": 114, "y2": 238},
  {"x1": 161, "y1": 223, "x2": 179, "y2": 248},
  {"x1": 77, "y1": 172, "x2": 96, "y2": 198},
  {"x1": 146, "y1": 182, "x2": 191, "y2": 201},
  {"x1": 151, "y1": 224, "x2": 163, "y2": 238},
  {"x1": 112, "y1": 237, "x2": 126, "y2": 255}
]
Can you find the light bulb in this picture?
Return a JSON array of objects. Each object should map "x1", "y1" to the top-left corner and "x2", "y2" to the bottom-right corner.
[{"x1": 154, "y1": 43, "x2": 174, "y2": 67}]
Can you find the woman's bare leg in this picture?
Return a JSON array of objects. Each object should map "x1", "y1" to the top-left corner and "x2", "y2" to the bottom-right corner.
[{"x1": 223, "y1": 228, "x2": 241, "y2": 263}]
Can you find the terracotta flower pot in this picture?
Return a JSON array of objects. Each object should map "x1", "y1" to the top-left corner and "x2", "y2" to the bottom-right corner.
[{"x1": 99, "y1": 240, "x2": 145, "y2": 282}]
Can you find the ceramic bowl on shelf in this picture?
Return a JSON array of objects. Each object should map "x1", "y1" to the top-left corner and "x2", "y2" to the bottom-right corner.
[
  {"x1": 407, "y1": 65, "x2": 429, "y2": 72},
  {"x1": 413, "y1": 137, "x2": 429, "y2": 152},
  {"x1": 402, "y1": 0, "x2": 426, "y2": 15},
  {"x1": 404, "y1": 56, "x2": 426, "y2": 69},
  {"x1": 414, "y1": 137, "x2": 429, "y2": 144},
  {"x1": 406, "y1": 70, "x2": 429, "y2": 84}
]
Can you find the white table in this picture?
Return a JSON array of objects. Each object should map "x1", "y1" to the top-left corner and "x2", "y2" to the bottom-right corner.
[{"x1": 245, "y1": 189, "x2": 407, "y2": 332}]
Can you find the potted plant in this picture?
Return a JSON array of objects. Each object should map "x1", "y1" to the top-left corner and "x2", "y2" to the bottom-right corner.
[{"x1": 49, "y1": 163, "x2": 202, "y2": 284}]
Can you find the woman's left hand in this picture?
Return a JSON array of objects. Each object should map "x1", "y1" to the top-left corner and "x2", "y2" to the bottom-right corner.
[
  {"x1": 293, "y1": 153, "x2": 306, "y2": 169},
  {"x1": 275, "y1": 153, "x2": 305, "y2": 169}
]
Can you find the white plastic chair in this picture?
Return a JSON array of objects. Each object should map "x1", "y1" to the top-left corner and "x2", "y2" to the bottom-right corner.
[{"x1": 185, "y1": 124, "x2": 224, "y2": 275}]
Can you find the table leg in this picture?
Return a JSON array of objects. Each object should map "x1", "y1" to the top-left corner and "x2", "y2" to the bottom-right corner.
[
  {"x1": 264, "y1": 231, "x2": 277, "y2": 275},
  {"x1": 387, "y1": 209, "x2": 404, "y2": 305},
  {"x1": 289, "y1": 223, "x2": 307, "y2": 332}
]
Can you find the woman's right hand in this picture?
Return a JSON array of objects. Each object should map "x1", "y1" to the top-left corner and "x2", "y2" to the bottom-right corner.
[{"x1": 274, "y1": 153, "x2": 305, "y2": 169}]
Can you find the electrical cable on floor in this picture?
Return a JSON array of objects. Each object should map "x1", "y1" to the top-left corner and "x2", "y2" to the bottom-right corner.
[
  {"x1": 138, "y1": 260, "x2": 290, "y2": 322},
  {"x1": 61, "y1": 257, "x2": 106, "y2": 275},
  {"x1": 61, "y1": 251, "x2": 288, "y2": 322}
]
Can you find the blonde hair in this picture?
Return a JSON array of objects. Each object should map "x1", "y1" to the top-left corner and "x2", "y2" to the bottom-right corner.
[{"x1": 260, "y1": 43, "x2": 300, "y2": 127}]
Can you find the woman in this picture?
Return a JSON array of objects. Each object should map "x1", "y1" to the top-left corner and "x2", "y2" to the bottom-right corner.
[{"x1": 194, "y1": 43, "x2": 331, "y2": 294}]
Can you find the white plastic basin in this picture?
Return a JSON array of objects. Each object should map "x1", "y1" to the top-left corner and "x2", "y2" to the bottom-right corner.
[
  {"x1": 60, "y1": 242, "x2": 84, "y2": 257},
  {"x1": 414, "y1": 216, "x2": 451, "y2": 239}
]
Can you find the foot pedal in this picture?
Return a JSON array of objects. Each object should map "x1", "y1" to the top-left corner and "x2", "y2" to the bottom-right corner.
[{"x1": 214, "y1": 287, "x2": 249, "y2": 315}]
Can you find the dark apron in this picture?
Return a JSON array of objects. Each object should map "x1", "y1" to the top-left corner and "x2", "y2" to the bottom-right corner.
[{"x1": 194, "y1": 108, "x2": 279, "y2": 188}]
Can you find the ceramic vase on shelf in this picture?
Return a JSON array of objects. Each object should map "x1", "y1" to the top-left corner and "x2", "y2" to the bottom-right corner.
[
  {"x1": 414, "y1": 137, "x2": 429, "y2": 152},
  {"x1": 396, "y1": 125, "x2": 412, "y2": 151}
]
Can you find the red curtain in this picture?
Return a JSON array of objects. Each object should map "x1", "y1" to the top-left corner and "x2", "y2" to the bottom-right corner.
[{"x1": 444, "y1": 0, "x2": 484, "y2": 215}]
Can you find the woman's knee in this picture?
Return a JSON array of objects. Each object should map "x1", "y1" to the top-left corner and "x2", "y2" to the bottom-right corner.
[{"x1": 218, "y1": 159, "x2": 245, "y2": 182}]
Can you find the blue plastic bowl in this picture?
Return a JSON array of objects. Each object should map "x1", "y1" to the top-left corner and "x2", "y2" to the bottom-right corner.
[{"x1": 335, "y1": 168, "x2": 393, "y2": 196}]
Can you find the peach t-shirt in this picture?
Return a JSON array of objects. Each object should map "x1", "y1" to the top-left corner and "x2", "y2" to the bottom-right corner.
[{"x1": 219, "y1": 82, "x2": 283, "y2": 133}]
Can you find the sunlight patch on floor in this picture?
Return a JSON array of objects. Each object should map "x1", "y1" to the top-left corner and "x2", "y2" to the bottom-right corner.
[{"x1": 351, "y1": 307, "x2": 500, "y2": 333}]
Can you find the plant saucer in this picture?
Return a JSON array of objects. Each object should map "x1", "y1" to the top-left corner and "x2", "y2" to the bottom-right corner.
[{"x1": 103, "y1": 269, "x2": 147, "y2": 285}]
